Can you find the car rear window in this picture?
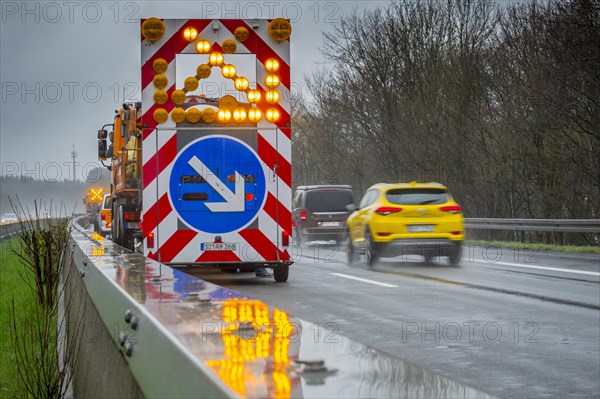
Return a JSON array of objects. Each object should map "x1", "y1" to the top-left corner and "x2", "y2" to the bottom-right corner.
[
  {"x1": 305, "y1": 191, "x2": 354, "y2": 212},
  {"x1": 386, "y1": 189, "x2": 448, "y2": 205}
]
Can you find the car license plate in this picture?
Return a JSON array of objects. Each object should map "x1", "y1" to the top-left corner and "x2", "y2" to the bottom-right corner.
[
  {"x1": 126, "y1": 222, "x2": 138, "y2": 229},
  {"x1": 203, "y1": 242, "x2": 237, "y2": 251},
  {"x1": 320, "y1": 221, "x2": 340, "y2": 227},
  {"x1": 408, "y1": 225, "x2": 434, "y2": 233}
]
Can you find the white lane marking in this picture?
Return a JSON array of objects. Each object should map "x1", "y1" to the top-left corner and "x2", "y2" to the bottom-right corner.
[
  {"x1": 331, "y1": 273, "x2": 399, "y2": 288},
  {"x1": 473, "y1": 259, "x2": 600, "y2": 277}
]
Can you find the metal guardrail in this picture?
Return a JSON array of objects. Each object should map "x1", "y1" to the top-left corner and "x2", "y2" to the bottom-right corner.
[
  {"x1": 0, "y1": 215, "x2": 86, "y2": 241},
  {"x1": 0, "y1": 218, "x2": 65, "y2": 241},
  {"x1": 0, "y1": 221, "x2": 22, "y2": 241},
  {"x1": 66, "y1": 217, "x2": 490, "y2": 398},
  {"x1": 464, "y1": 218, "x2": 600, "y2": 233}
]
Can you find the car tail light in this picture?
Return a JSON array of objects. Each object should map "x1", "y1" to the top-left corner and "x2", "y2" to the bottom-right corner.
[
  {"x1": 377, "y1": 232, "x2": 391, "y2": 237},
  {"x1": 440, "y1": 205, "x2": 462, "y2": 214},
  {"x1": 147, "y1": 232, "x2": 154, "y2": 248},
  {"x1": 300, "y1": 210, "x2": 307, "y2": 222},
  {"x1": 451, "y1": 231, "x2": 462, "y2": 235},
  {"x1": 282, "y1": 230, "x2": 289, "y2": 246},
  {"x1": 124, "y1": 212, "x2": 140, "y2": 221},
  {"x1": 101, "y1": 214, "x2": 106, "y2": 221},
  {"x1": 375, "y1": 207, "x2": 403, "y2": 216}
]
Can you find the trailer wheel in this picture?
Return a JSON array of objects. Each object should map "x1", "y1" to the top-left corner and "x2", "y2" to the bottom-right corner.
[{"x1": 273, "y1": 265, "x2": 289, "y2": 282}]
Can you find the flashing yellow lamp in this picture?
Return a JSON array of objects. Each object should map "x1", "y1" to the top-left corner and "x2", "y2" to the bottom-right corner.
[
  {"x1": 264, "y1": 74, "x2": 280, "y2": 89},
  {"x1": 265, "y1": 58, "x2": 280, "y2": 73},
  {"x1": 184, "y1": 77, "x2": 199, "y2": 92},
  {"x1": 234, "y1": 77, "x2": 249, "y2": 91},
  {"x1": 171, "y1": 90, "x2": 186, "y2": 105},
  {"x1": 217, "y1": 109, "x2": 232, "y2": 122},
  {"x1": 268, "y1": 18, "x2": 292, "y2": 42},
  {"x1": 265, "y1": 90, "x2": 280, "y2": 104},
  {"x1": 153, "y1": 90, "x2": 168, "y2": 104},
  {"x1": 246, "y1": 90, "x2": 261, "y2": 104},
  {"x1": 141, "y1": 18, "x2": 166, "y2": 42},
  {"x1": 218, "y1": 95, "x2": 238, "y2": 110},
  {"x1": 222, "y1": 39, "x2": 237, "y2": 54},
  {"x1": 153, "y1": 108, "x2": 168, "y2": 124},
  {"x1": 183, "y1": 27, "x2": 198, "y2": 42},
  {"x1": 196, "y1": 64, "x2": 211, "y2": 79},
  {"x1": 265, "y1": 108, "x2": 280, "y2": 123},
  {"x1": 186, "y1": 108, "x2": 202, "y2": 123},
  {"x1": 153, "y1": 58, "x2": 168, "y2": 73},
  {"x1": 233, "y1": 108, "x2": 247, "y2": 123},
  {"x1": 248, "y1": 108, "x2": 262, "y2": 122},
  {"x1": 196, "y1": 40, "x2": 211, "y2": 54},
  {"x1": 202, "y1": 108, "x2": 217, "y2": 123},
  {"x1": 171, "y1": 108, "x2": 186, "y2": 123},
  {"x1": 153, "y1": 74, "x2": 168, "y2": 89},
  {"x1": 234, "y1": 26, "x2": 250, "y2": 42},
  {"x1": 221, "y1": 64, "x2": 236, "y2": 79},
  {"x1": 208, "y1": 52, "x2": 224, "y2": 66}
]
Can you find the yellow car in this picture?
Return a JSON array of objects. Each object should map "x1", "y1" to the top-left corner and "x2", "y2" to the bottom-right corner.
[{"x1": 346, "y1": 182, "x2": 464, "y2": 266}]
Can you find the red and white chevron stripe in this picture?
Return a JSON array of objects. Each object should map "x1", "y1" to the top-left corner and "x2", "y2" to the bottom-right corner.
[{"x1": 140, "y1": 19, "x2": 291, "y2": 265}]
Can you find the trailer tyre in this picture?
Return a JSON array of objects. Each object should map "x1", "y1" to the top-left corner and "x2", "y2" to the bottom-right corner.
[{"x1": 273, "y1": 265, "x2": 289, "y2": 282}]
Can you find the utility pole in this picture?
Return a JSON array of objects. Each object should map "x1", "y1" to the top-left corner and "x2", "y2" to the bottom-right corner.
[{"x1": 71, "y1": 144, "x2": 77, "y2": 182}]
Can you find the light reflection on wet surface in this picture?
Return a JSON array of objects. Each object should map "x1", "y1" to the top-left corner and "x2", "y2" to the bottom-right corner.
[{"x1": 77, "y1": 227, "x2": 492, "y2": 398}]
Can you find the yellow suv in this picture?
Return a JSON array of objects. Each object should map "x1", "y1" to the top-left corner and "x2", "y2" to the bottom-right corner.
[{"x1": 346, "y1": 182, "x2": 464, "y2": 266}]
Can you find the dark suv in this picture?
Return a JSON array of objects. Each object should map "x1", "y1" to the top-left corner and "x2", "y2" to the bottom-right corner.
[{"x1": 292, "y1": 185, "x2": 354, "y2": 244}]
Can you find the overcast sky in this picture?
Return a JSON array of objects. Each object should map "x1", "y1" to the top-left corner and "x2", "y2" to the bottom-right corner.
[{"x1": 0, "y1": 0, "x2": 392, "y2": 181}]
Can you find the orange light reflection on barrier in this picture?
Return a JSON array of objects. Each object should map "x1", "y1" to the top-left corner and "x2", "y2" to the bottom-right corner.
[
  {"x1": 205, "y1": 299, "x2": 294, "y2": 398},
  {"x1": 272, "y1": 371, "x2": 292, "y2": 399}
]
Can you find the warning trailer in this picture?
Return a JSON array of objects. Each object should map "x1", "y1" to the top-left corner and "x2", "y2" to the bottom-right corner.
[{"x1": 96, "y1": 18, "x2": 293, "y2": 281}]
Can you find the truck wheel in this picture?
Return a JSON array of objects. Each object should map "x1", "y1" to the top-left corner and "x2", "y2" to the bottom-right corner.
[
  {"x1": 111, "y1": 204, "x2": 119, "y2": 244},
  {"x1": 114, "y1": 205, "x2": 125, "y2": 246},
  {"x1": 273, "y1": 265, "x2": 289, "y2": 282}
]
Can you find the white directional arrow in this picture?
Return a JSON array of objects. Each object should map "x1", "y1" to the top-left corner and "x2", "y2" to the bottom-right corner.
[{"x1": 188, "y1": 155, "x2": 245, "y2": 212}]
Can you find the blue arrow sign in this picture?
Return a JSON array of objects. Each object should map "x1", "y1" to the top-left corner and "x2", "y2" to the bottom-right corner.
[{"x1": 168, "y1": 135, "x2": 267, "y2": 234}]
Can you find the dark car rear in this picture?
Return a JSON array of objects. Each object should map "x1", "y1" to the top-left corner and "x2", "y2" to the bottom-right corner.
[{"x1": 293, "y1": 185, "x2": 354, "y2": 244}]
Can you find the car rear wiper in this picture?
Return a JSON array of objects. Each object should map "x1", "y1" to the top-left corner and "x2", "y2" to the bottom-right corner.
[{"x1": 418, "y1": 199, "x2": 440, "y2": 205}]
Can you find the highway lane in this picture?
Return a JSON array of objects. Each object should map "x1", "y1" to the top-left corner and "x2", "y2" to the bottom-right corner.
[{"x1": 182, "y1": 243, "x2": 600, "y2": 398}]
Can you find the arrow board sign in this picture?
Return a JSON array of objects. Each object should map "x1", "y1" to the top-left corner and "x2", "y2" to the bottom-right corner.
[
  {"x1": 187, "y1": 156, "x2": 245, "y2": 212},
  {"x1": 168, "y1": 136, "x2": 267, "y2": 234}
]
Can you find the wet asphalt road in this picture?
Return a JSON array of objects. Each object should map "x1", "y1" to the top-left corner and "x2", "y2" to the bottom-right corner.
[{"x1": 182, "y1": 243, "x2": 600, "y2": 398}]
